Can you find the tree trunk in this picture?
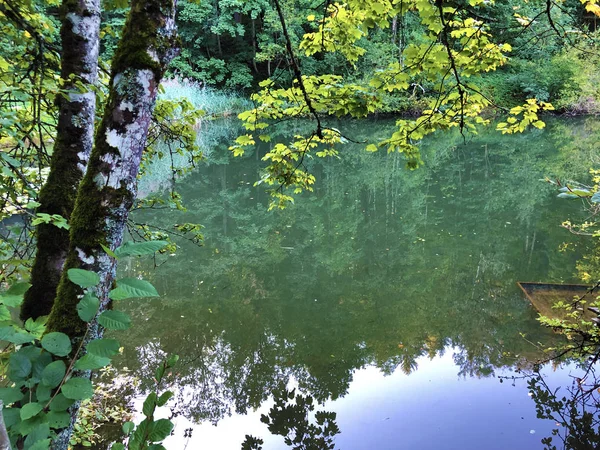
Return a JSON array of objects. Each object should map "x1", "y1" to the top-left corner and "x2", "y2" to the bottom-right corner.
[
  {"x1": 47, "y1": 0, "x2": 179, "y2": 338},
  {"x1": 21, "y1": 0, "x2": 100, "y2": 321},
  {"x1": 0, "y1": 401, "x2": 10, "y2": 450},
  {"x1": 46, "y1": 0, "x2": 179, "y2": 444},
  {"x1": 251, "y1": 18, "x2": 260, "y2": 74}
]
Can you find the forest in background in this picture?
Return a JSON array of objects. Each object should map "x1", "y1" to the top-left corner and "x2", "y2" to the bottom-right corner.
[{"x1": 97, "y1": 0, "x2": 600, "y2": 114}]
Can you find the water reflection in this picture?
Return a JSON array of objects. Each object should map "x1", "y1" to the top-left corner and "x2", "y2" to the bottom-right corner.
[
  {"x1": 241, "y1": 388, "x2": 339, "y2": 450},
  {"x1": 113, "y1": 117, "x2": 598, "y2": 448},
  {"x1": 501, "y1": 361, "x2": 600, "y2": 450}
]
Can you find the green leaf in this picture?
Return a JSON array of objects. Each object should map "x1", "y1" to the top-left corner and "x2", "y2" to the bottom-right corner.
[
  {"x1": 61, "y1": 377, "x2": 93, "y2": 400},
  {"x1": 115, "y1": 240, "x2": 168, "y2": 257},
  {"x1": 31, "y1": 352, "x2": 52, "y2": 381},
  {"x1": 16, "y1": 414, "x2": 48, "y2": 437},
  {"x1": 156, "y1": 391, "x2": 173, "y2": 407},
  {"x1": 131, "y1": 419, "x2": 149, "y2": 448},
  {"x1": 147, "y1": 419, "x2": 174, "y2": 442},
  {"x1": 592, "y1": 192, "x2": 600, "y2": 203},
  {"x1": 67, "y1": 268, "x2": 100, "y2": 288},
  {"x1": 20, "y1": 402, "x2": 43, "y2": 420},
  {"x1": 41, "y1": 332, "x2": 72, "y2": 357},
  {"x1": 41, "y1": 360, "x2": 66, "y2": 389},
  {"x1": 98, "y1": 310, "x2": 131, "y2": 330},
  {"x1": 557, "y1": 192, "x2": 578, "y2": 199},
  {"x1": 0, "y1": 387, "x2": 24, "y2": 404},
  {"x1": 12, "y1": 329, "x2": 37, "y2": 345},
  {"x1": 9, "y1": 353, "x2": 32, "y2": 381},
  {"x1": 111, "y1": 444, "x2": 126, "y2": 450},
  {"x1": 0, "y1": 305, "x2": 10, "y2": 321},
  {"x1": 0, "y1": 326, "x2": 36, "y2": 345},
  {"x1": 122, "y1": 421, "x2": 135, "y2": 435},
  {"x1": 74, "y1": 354, "x2": 111, "y2": 370},
  {"x1": 142, "y1": 392, "x2": 157, "y2": 417},
  {"x1": 24, "y1": 316, "x2": 46, "y2": 336},
  {"x1": 1, "y1": 294, "x2": 24, "y2": 307},
  {"x1": 3, "y1": 408, "x2": 20, "y2": 428},
  {"x1": 87, "y1": 339, "x2": 120, "y2": 358},
  {"x1": 24, "y1": 422, "x2": 50, "y2": 449},
  {"x1": 19, "y1": 345, "x2": 42, "y2": 361},
  {"x1": 7, "y1": 282, "x2": 31, "y2": 296},
  {"x1": 49, "y1": 393, "x2": 75, "y2": 412},
  {"x1": 100, "y1": 243, "x2": 118, "y2": 259},
  {"x1": 571, "y1": 189, "x2": 591, "y2": 196},
  {"x1": 28, "y1": 439, "x2": 52, "y2": 450},
  {"x1": 36, "y1": 385, "x2": 51, "y2": 403},
  {"x1": 166, "y1": 354, "x2": 179, "y2": 368},
  {"x1": 155, "y1": 364, "x2": 165, "y2": 382},
  {"x1": 77, "y1": 293, "x2": 99, "y2": 322},
  {"x1": 47, "y1": 411, "x2": 71, "y2": 429},
  {"x1": 109, "y1": 278, "x2": 159, "y2": 300}
]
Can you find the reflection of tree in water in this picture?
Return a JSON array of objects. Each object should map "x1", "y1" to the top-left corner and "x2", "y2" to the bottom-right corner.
[
  {"x1": 116, "y1": 118, "x2": 593, "y2": 428},
  {"x1": 523, "y1": 363, "x2": 600, "y2": 450},
  {"x1": 523, "y1": 249, "x2": 600, "y2": 449},
  {"x1": 517, "y1": 117, "x2": 600, "y2": 449},
  {"x1": 241, "y1": 388, "x2": 339, "y2": 450}
]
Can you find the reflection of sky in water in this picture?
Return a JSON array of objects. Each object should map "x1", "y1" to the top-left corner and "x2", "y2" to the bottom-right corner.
[
  {"x1": 121, "y1": 117, "x2": 599, "y2": 449},
  {"x1": 146, "y1": 348, "x2": 572, "y2": 450}
]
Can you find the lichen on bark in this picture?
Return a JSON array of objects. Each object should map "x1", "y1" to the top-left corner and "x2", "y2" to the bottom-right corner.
[
  {"x1": 21, "y1": 0, "x2": 101, "y2": 321},
  {"x1": 46, "y1": 0, "x2": 179, "y2": 339},
  {"x1": 44, "y1": 1, "x2": 179, "y2": 448}
]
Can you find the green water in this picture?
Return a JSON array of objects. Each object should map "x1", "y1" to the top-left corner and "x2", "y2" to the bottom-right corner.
[{"x1": 114, "y1": 117, "x2": 598, "y2": 449}]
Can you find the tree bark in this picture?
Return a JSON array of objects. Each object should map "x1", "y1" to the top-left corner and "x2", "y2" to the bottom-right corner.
[
  {"x1": 0, "y1": 401, "x2": 11, "y2": 450},
  {"x1": 46, "y1": 1, "x2": 178, "y2": 445},
  {"x1": 21, "y1": 0, "x2": 100, "y2": 321},
  {"x1": 47, "y1": 0, "x2": 179, "y2": 337}
]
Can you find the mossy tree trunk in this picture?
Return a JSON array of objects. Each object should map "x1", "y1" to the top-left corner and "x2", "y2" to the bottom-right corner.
[
  {"x1": 46, "y1": 0, "x2": 179, "y2": 337},
  {"x1": 45, "y1": 1, "x2": 178, "y2": 447},
  {"x1": 21, "y1": 0, "x2": 100, "y2": 321}
]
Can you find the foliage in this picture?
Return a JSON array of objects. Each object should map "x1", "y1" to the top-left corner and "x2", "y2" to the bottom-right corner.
[
  {"x1": 0, "y1": 242, "x2": 176, "y2": 449},
  {"x1": 70, "y1": 367, "x2": 134, "y2": 449},
  {"x1": 230, "y1": 0, "x2": 565, "y2": 208},
  {"x1": 528, "y1": 368, "x2": 600, "y2": 450},
  {"x1": 159, "y1": 79, "x2": 252, "y2": 117},
  {"x1": 555, "y1": 169, "x2": 600, "y2": 240},
  {"x1": 2, "y1": 0, "x2": 600, "y2": 447},
  {"x1": 241, "y1": 388, "x2": 339, "y2": 450},
  {"x1": 111, "y1": 355, "x2": 178, "y2": 450},
  {"x1": 159, "y1": 0, "x2": 600, "y2": 118}
]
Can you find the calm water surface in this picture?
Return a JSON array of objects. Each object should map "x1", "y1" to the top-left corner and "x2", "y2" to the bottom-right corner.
[{"x1": 113, "y1": 117, "x2": 599, "y2": 449}]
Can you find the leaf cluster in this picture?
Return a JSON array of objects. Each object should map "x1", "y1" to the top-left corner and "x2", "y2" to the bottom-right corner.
[{"x1": 0, "y1": 240, "x2": 176, "y2": 450}]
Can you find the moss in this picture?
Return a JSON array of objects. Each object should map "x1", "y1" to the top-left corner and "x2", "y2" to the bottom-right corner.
[
  {"x1": 45, "y1": 106, "x2": 134, "y2": 336},
  {"x1": 21, "y1": 91, "x2": 89, "y2": 321},
  {"x1": 110, "y1": 0, "x2": 178, "y2": 80},
  {"x1": 45, "y1": 169, "x2": 132, "y2": 337},
  {"x1": 45, "y1": 0, "x2": 177, "y2": 338}
]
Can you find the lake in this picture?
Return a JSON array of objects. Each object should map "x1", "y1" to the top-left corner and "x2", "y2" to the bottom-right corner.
[{"x1": 111, "y1": 116, "x2": 599, "y2": 449}]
